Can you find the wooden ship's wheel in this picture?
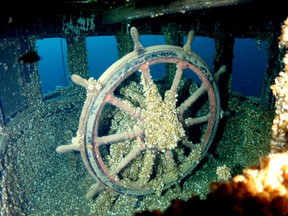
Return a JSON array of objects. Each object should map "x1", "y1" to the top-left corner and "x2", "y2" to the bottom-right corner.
[{"x1": 56, "y1": 27, "x2": 225, "y2": 199}]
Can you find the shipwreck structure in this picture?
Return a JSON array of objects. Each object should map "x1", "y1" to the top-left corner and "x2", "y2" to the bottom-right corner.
[{"x1": 0, "y1": 0, "x2": 287, "y2": 215}]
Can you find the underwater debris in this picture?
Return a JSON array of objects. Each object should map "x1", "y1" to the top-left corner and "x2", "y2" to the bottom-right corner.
[
  {"x1": 17, "y1": 51, "x2": 40, "y2": 64},
  {"x1": 135, "y1": 153, "x2": 288, "y2": 216},
  {"x1": 270, "y1": 17, "x2": 288, "y2": 153}
]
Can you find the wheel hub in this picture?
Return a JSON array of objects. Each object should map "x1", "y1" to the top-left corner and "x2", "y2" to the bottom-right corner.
[{"x1": 140, "y1": 63, "x2": 185, "y2": 151}]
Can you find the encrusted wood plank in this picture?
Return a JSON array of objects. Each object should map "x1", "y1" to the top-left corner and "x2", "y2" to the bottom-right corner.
[{"x1": 102, "y1": 0, "x2": 256, "y2": 24}]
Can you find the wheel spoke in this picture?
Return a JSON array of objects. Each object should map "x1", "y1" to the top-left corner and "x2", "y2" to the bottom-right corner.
[
  {"x1": 184, "y1": 113, "x2": 210, "y2": 127},
  {"x1": 170, "y1": 61, "x2": 187, "y2": 92},
  {"x1": 162, "y1": 150, "x2": 178, "y2": 183},
  {"x1": 110, "y1": 142, "x2": 146, "y2": 176},
  {"x1": 139, "y1": 63, "x2": 152, "y2": 87},
  {"x1": 138, "y1": 150, "x2": 155, "y2": 184},
  {"x1": 181, "y1": 137, "x2": 196, "y2": 149},
  {"x1": 178, "y1": 84, "x2": 207, "y2": 117},
  {"x1": 106, "y1": 93, "x2": 143, "y2": 120},
  {"x1": 96, "y1": 127, "x2": 143, "y2": 146}
]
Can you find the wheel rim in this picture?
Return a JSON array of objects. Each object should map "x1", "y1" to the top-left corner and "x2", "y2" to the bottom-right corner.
[
  {"x1": 83, "y1": 44, "x2": 221, "y2": 196},
  {"x1": 56, "y1": 27, "x2": 222, "y2": 198}
]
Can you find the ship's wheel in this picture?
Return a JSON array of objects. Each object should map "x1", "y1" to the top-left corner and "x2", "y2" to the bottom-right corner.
[{"x1": 56, "y1": 27, "x2": 225, "y2": 199}]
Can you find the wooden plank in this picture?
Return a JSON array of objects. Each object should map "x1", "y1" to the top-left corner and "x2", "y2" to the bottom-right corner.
[{"x1": 102, "y1": 0, "x2": 257, "y2": 24}]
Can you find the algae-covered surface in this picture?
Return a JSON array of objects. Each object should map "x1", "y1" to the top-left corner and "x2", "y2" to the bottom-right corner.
[{"x1": 0, "y1": 82, "x2": 273, "y2": 215}]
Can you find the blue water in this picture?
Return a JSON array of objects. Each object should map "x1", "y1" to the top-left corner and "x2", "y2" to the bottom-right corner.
[
  {"x1": 86, "y1": 36, "x2": 118, "y2": 79},
  {"x1": 36, "y1": 35, "x2": 267, "y2": 97},
  {"x1": 36, "y1": 38, "x2": 69, "y2": 94},
  {"x1": 232, "y1": 39, "x2": 267, "y2": 97}
]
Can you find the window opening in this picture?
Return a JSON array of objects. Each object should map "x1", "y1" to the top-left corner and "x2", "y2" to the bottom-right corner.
[
  {"x1": 86, "y1": 36, "x2": 118, "y2": 79},
  {"x1": 183, "y1": 35, "x2": 215, "y2": 71},
  {"x1": 36, "y1": 38, "x2": 69, "y2": 94},
  {"x1": 232, "y1": 38, "x2": 267, "y2": 97}
]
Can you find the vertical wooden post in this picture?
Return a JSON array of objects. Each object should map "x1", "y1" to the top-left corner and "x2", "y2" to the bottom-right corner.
[
  {"x1": 261, "y1": 31, "x2": 282, "y2": 110},
  {"x1": 115, "y1": 23, "x2": 134, "y2": 59},
  {"x1": 66, "y1": 36, "x2": 89, "y2": 79},
  {"x1": 213, "y1": 33, "x2": 235, "y2": 110}
]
